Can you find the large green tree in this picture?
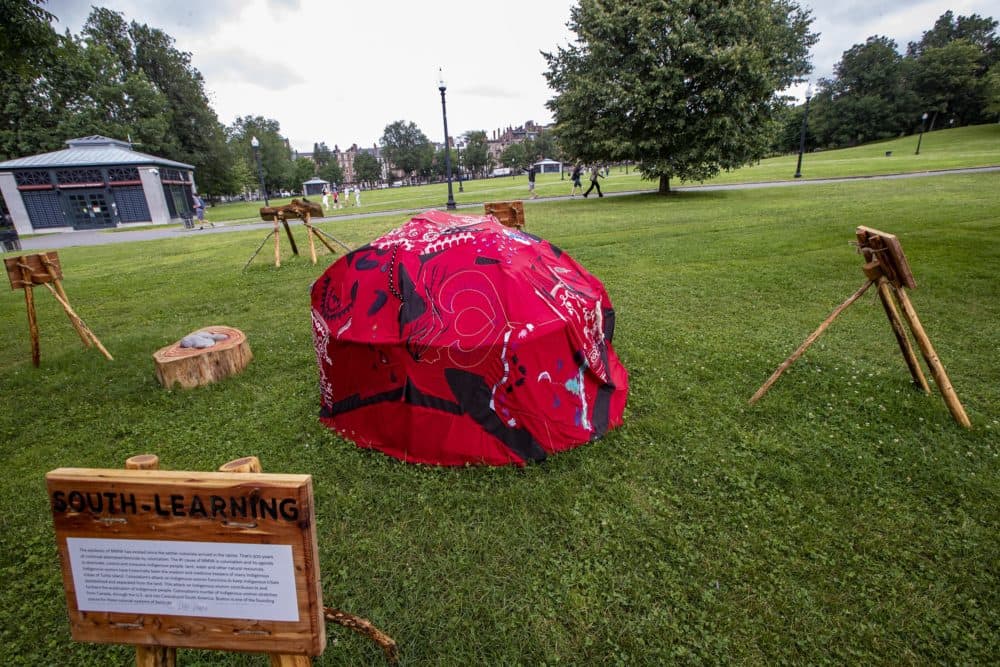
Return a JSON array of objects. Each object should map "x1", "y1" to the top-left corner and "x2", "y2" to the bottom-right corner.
[
  {"x1": 809, "y1": 36, "x2": 917, "y2": 147},
  {"x1": 352, "y1": 151, "x2": 381, "y2": 186},
  {"x1": 907, "y1": 11, "x2": 998, "y2": 126},
  {"x1": 543, "y1": 0, "x2": 816, "y2": 193},
  {"x1": 228, "y1": 116, "x2": 293, "y2": 195},
  {"x1": 380, "y1": 120, "x2": 431, "y2": 182},
  {"x1": 461, "y1": 130, "x2": 490, "y2": 178}
]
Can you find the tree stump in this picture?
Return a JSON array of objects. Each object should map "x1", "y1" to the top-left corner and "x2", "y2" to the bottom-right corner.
[{"x1": 153, "y1": 325, "x2": 252, "y2": 389}]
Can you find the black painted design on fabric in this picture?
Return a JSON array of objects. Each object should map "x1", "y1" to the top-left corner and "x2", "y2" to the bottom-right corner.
[
  {"x1": 344, "y1": 244, "x2": 372, "y2": 267},
  {"x1": 444, "y1": 367, "x2": 547, "y2": 463},
  {"x1": 475, "y1": 257, "x2": 501, "y2": 265},
  {"x1": 590, "y1": 382, "x2": 615, "y2": 439},
  {"x1": 602, "y1": 307, "x2": 616, "y2": 342},
  {"x1": 368, "y1": 290, "x2": 388, "y2": 316},
  {"x1": 397, "y1": 263, "x2": 427, "y2": 326}
]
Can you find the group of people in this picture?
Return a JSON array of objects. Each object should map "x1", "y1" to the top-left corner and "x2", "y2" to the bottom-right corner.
[
  {"x1": 525, "y1": 162, "x2": 607, "y2": 200},
  {"x1": 570, "y1": 163, "x2": 604, "y2": 198},
  {"x1": 321, "y1": 184, "x2": 361, "y2": 210}
]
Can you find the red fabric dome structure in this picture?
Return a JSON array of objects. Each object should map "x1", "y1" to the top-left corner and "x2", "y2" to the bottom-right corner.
[{"x1": 310, "y1": 209, "x2": 628, "y2": 466}]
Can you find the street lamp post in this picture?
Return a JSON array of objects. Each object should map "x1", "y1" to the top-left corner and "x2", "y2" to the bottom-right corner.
[
  {"x1": 793, "y1": 82, "x2": 813, "y2": 179},
  {"x1": 438, "y1": 68, "x2": 457, "y2": 211},
  {"x1": 915, "y1": 112, "x2": 929, "y2": 155},
  {"x1": 251, "y1": 136, "x2": 268, "y2": 207}
]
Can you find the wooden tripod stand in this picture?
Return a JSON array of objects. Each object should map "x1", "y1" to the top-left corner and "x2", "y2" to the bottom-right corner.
[
  {"x1": 245, "y1": 199, "x2": 350, "y2": 269},
  {"x1": 5, "y1": 252, "x2": 112, "y2": 367},
  {"x1": 749, "y1": 226, "x2": 970, "y2": 429}
]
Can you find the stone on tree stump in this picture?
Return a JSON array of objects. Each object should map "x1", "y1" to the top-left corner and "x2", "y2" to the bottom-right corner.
[{"x1": 153, "y1": 325, "x2": 252, "y2": 389}]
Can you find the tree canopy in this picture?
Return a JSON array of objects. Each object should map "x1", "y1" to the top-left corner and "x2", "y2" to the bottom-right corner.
[
  {"x1": 805, "y1": 10, "x2": 999, "y2": 148},
  {"x1": 380, "y1": 120, "x2": 432, "y2": 182},
  {"x1": 543, "y1": 0, "x2": 816, "y2": 192}
]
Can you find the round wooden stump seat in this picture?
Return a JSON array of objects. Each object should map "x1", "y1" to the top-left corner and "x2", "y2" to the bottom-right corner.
[{"x1": 153, "y1": 325, "x2": 252, "y2": 389}]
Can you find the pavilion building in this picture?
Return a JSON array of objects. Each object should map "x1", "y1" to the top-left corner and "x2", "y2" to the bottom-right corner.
[{"x1": 0, "y1": 135, "x2": 196, "y2": 235}]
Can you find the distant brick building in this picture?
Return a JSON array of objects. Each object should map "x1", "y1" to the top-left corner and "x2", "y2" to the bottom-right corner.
[{"x1": 487, "y1": 121, "x2": 545, "y2": 164}]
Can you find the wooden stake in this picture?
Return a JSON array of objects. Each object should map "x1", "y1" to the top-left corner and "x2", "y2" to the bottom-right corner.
[
  {"x1": 42, "y1": 282, "x2": 114, "y2": 360},
  {"x1": 892, "y1": 285, "x2": 972, "y2": 429},
  {"x1": 750, "y1": 280, "x2": 874, "y2": 405},
  {"x1": 123, "y1": 454, "x2": 177, "y2": 667},
  {"x1": 306, "y1": 218, "x2": 318, "y2": 265},
  {"x1": 40, "y1": 256, "x2": 90, "y2": 347},
  {"x1": 274, "y1": 219, "x2": 282, "y2": 267},
  {"x1": 875, "y1": 278, "x2": 929, "y2": 393},
  {"x1": 20, "y1": 267, "x2": 40, "y2": 367},
  {"x1": 282, "y1": 218, "x2": 299, "y2": 256}
]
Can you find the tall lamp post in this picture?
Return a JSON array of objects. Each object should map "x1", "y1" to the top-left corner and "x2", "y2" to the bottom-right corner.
[
  {"x1": 438, "y1": 68, "x2": 457, "y2": 211},
  {"x1": 793, "y1": 82, "x2": 813, "y2": 178},
  {"x1": 251, "y1": 136, "x2": 268, "y2": 206},
  {"x1": 915, "y1": 112, "x2": 929, "y2": 155}
]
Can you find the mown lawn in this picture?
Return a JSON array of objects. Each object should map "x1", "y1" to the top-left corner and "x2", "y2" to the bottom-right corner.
[
  {"x1": 200, "y1": 124, "x2": 1000, "y2": 226},
  {"x1": 1, "y1": 173, "x2": 998, "y2": 665}
]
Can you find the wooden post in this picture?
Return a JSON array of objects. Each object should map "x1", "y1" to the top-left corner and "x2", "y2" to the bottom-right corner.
[
  {"x1": 892, "y1": 285, "x2": 971, "y2": 429},
  {"x1": 41, "y1": 255, "x2": 90, "y2": 347},
  {"x1": 749, "y1": 280, "x2": 874, "y2": 405},
  {"x1": 274, "y1": 219, "x2": 281, "y2": 268},
  {"x1": 124, "y1": 454, "x2": 177, "y2": 667},
  {"x1": 19, "y1": 266, "x2": 40, "y2": 367},
  {"x1": 282, "y1": 219, "x2": 299, "y2": 256},
  {"x1": 875, "y1": 278, "x2": 929, "y2": 393},
  {"x1": 306, "y1": 224, "x2": 344, "y2": 255},
  {"x1": 305, "y1": 215, "x2": 318, "y2": 265},
  {"x1": 219, "y1": 456, "x2": 311, "y2": 667},
  {"x1": 41, "y1": 283, "x2": 114, "y2": 360}
]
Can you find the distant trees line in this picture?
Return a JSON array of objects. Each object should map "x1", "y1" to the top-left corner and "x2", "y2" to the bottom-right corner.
[{"x1": 773, "y1": 10, "x2": 1000, "y2": 154}]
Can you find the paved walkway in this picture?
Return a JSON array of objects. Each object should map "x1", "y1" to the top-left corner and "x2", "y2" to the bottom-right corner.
[{"x1": 19, "y1": 166, "x2": 1000, "y2": 250}]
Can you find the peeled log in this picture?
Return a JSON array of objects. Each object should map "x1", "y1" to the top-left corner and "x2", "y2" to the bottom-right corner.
[{"x1": 153, "y1": 325, "x2": 252, "y2": 389}]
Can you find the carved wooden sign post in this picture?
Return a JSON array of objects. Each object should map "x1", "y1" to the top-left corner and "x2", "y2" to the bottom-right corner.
[
  {"x1": 750, "y1": 226, "x2": 971, "y2": 429},
  {"x1": 46, "y1": 459, "x2": 326, "y2": 659},
  {"x1": 5, "y1": 251, "x2": 112, "y2": 366}
]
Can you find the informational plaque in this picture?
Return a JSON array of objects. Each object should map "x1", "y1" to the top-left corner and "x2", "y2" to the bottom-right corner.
[{"x1": 46, "y1": 468, "x2": 325, "y2": 656}]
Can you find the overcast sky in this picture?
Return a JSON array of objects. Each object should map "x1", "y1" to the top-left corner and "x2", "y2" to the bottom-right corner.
[{"x1": 46, "y1": 0, "x2": 998, "y2": 153}]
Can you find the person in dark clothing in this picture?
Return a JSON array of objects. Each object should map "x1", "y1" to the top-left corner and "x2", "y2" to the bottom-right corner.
[
  {"x1": 583, "y1": 164, "x2": 603, "y2": 198},
  {"x1": 526, "y1": 163, "x2": 539, "y2": 199},
  {"x1": 570, "y1": 163, "x2": 583, "y2": 196}
]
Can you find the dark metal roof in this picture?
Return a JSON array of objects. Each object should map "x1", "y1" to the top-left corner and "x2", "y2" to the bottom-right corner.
[{"x1": 0, "y1": 135, "x2": 194, "y2": 170}]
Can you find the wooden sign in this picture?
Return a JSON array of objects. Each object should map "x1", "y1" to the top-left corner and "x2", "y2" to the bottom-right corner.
[
  {"x1": 46, "y1": 468, "x2": 325, "y2": 656},
  {"x1": 484, "y1": 201, "x2": 526, "y2": 229},
  {"x1": 856, "y1": 226, "x2": 916, "y2": 289},
  {"x1": 5, "y1": 251, "x2": 61, "y2": 289}
]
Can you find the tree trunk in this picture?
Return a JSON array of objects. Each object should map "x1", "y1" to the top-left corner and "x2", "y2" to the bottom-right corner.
[
  {"x1": 658, "y1": 175, "x2": 671, "y2": 194},
  {"x1": 153, "y1": 326, "x2": 252, "y2": 389}
]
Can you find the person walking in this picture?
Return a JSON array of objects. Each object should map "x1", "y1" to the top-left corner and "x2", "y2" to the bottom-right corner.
[
  {"x1": 570, "y1": 163, "x2": 583, "y2": 196},
  {"x1": 192, "y1": 192, "x2": 212, "y2": 227},
  {"x1": 321, "y1": 185, "x2": 330, "y2": 210},
  {"x1": 354, "y1": 185, "x2": 361, "y2": 207},
  {"x1": 526, "y1": 162, "x2": 539, "y2": 199},
  {"x1": 583, "y1": 164, "x2": 603, "y2": 198}
]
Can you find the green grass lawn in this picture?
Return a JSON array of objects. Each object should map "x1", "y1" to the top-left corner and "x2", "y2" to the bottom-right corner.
[
  {"x1": 199, "y1": 124, "x2": 1000, "y2": 227},
  {"x1": 1, "y1": 173, "x2": 998, "y2": 664}
]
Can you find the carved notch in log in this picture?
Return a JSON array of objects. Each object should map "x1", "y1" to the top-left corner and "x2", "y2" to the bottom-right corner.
[{"x1": 153, "y1": 325, "x2": 252, "y2": 389}]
